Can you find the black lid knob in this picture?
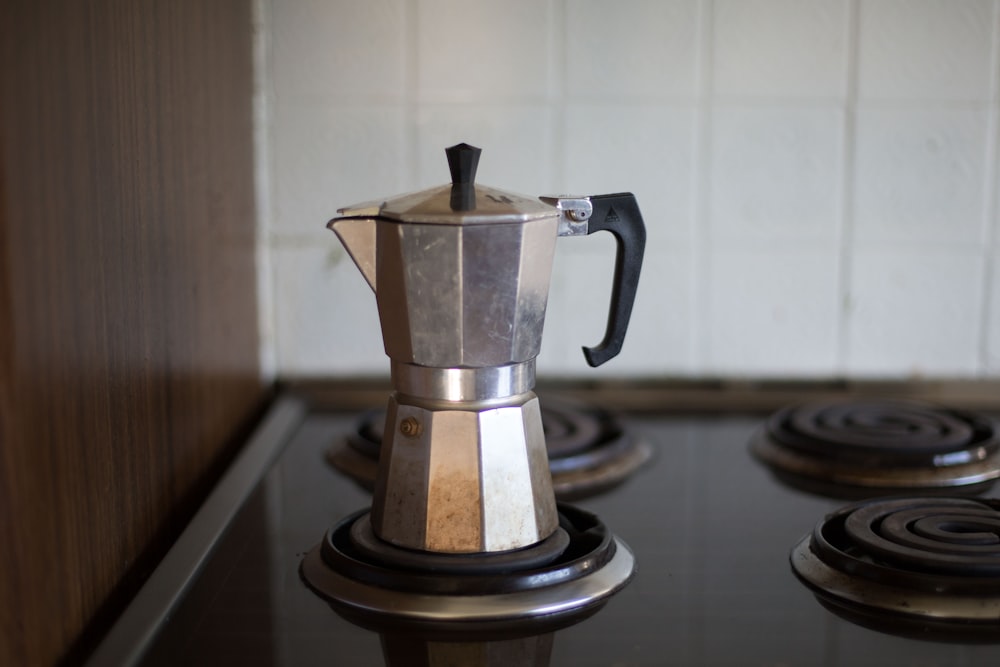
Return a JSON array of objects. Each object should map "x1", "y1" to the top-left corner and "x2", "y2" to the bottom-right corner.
[{"x1": 445, "y1": 143, "x2": 481, "y2": 185}]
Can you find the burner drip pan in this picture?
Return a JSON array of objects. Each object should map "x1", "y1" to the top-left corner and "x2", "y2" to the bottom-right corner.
[
  {"x1": 792, "y1": 496, "x2": 1000, "y2": 640},
  {"x1": 301, "y1": 504, "x2": 635, "y2": 625},
  {"x1": 328, "y1": 397, "x2": 651, "y2": 500},
  {"x1": 752, "y1": 400, "x2": 1000, "y2": 495}
]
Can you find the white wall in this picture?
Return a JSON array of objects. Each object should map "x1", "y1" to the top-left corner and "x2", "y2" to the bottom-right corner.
[{"x1": 258, "y1": 0, "x2": 1000, "y2": 379}]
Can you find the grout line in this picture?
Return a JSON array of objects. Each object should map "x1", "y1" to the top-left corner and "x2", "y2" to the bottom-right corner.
[
  {"x1": 691, "y1": 0, "x2": 713, "y2": 376},
  {"x1": 977, "y1": 0, "x2": 1000, "y2": 375},
  {"x1": 551, "y1": 0, "x2": 567, "y2": 191},
  {"x1": 686, "y1": 3, "x2": 713, "y2": 643},
  {"x1": 984, "y1": 224, "x2": 998, "y2": 375},
  {"x1": 252, "y1": 0, "x2": 277, "y2": 380},
  {"x1": 552, "y1": 0, "x2": 570, "y2": 371},
  {"x1": 835, "y1": 0, "x2": 861, "y2": 377},
  {"x1": 552, "y1": 0, "x2": 587, "y2": 372},
  {"x1": 277, "y1": 95, "x2": 997, "y2": 113},
  {"x1": 405, "y1": 0, "x2": 420, "y2": 188},
  {"x1": 282, "y1": 95, "x2": 995, "y2": 110},
  {"x1": 848, "y1": 99, "x2": 996, "y2": 110}
]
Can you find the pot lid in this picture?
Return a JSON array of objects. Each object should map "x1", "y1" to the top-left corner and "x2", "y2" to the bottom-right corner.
[{"x1": 335, "y1": 144, "x2": 558, "y2": 225}]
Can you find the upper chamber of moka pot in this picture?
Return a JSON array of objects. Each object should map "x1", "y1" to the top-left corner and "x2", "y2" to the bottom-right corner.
[{"x1": 328, "y1": 143, "x2": 563, "y2": 370}]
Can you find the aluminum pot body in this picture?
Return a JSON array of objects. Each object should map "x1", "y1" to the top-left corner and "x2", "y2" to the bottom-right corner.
[{"x1": 372, "y1": 216, "x2": 559, "y2": 369}]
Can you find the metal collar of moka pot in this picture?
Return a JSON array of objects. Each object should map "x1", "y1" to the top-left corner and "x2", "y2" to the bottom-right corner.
[{"x1": 327, "y1": 143, "x2": 646, "y2": 555}]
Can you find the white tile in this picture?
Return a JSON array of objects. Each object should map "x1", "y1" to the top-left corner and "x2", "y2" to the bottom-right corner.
[
  {"x1": 565, "y1": 0, "x2": 699, "y2": 100},
  {"x1": 271, "y1": 105, "x2": 407, "y2": 238},
  {"x1": 537, "y1": 239, "x2": 613, "y2": 375},
  {"x1": 853, "y1": 108, "x2": 989, "y2": 245},
  {"x1": 272, "y1": 243, "x2": 387, "y2": 376},
  {"x1": 564, "y1": 105, "x2": 697, "y2": 243},
  {"x1": 709, "y1": 107, "x2": 843, "y2": 243},
  {"x1": 417, "y1": 0, "x2": 551, "y2": 102},
  {"x1": 415, "y1": 105, "x2": 554, "y2": 194},
  {"x1": 858, "y1": 0, "x2": 994, "y2": 101},
  {"x1": 705, "y1": 246, "x2": 840, "y2": 376},
  {"x1": 846, "y1": 248, "x2": 984, "y2": 375},
  {"x1": 271, "y1": 0, "x2": 407, "y2": 101},
  {"x1": 713, "y1": 0, "x2": 849, "y2": 98},
  {"x1": 541, "y1": 244, "x2": 696, "y2": 377}
]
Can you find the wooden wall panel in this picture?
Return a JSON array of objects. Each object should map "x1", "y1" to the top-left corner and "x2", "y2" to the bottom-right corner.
[{"x1": 0, "y1": 2, "x2": 264, "y2": 664}]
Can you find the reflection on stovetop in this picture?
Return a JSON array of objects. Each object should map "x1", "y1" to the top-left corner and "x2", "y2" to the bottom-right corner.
[
  {"x1": 124, "y1": 400, "x2": 1000, "y2": 666},
  {"x1": 327, "y1": 588, "x2": 606, "y2": 667}
]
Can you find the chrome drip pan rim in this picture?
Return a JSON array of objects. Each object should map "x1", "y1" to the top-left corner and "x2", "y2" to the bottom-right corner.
[
  {"x1": 301, "y1": 536, "x2": 634, "y2": 623},
  {"x1": 792, "y1": 534, "x2": 1000, "y2": 622},
  {"x1": 753, "y1": 431, "x2": 1000, "y2": 489},
  {"x1": 301, "y1": 504, "x2": 636, "y2": 623},
  {"x1": 791, "y1": 496, "x2": 1000, "y2": 640}
]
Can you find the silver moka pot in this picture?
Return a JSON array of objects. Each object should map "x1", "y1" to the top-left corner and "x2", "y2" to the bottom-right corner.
[{"x1": 328, "y1": 143, "x2": 646, "y2": 556}]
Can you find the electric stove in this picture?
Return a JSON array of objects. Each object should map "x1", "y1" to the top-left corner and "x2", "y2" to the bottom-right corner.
[{"x1": 89, "y1": 388, "x2": 1000, "y2": 666}]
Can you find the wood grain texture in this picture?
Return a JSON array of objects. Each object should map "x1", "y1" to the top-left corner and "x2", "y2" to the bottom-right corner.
[{"x1": 0, "y1": 1, "x2": 264, "y2": 664}]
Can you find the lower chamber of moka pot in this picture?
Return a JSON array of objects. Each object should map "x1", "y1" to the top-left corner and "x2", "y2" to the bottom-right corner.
[{"x1": 300, "y1": 503, "x2": 636, "y2": 630}]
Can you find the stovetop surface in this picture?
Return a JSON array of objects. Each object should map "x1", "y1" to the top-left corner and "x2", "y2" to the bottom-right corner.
[{"x1": 130, "y1": 401, "x2": 1000, "y2": 666}]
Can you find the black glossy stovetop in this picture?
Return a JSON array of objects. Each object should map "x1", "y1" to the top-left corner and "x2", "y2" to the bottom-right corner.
[{"x1": 104, "y1": 397, "x2": 1000, "y2": 666}]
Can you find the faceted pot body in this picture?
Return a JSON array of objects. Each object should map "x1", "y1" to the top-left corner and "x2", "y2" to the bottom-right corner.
[
  {"x1": 371, "y1": 393, "x2": 559, "y2": 553},
  {"x1": 374, "y1": 217, "x2": 559, "y2": 368}
]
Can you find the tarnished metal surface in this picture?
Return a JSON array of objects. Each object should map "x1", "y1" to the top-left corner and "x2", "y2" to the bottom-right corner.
[
  {"x1": 334, "y1": 216, "x2": 560, "y2": 367},
  {"x1": 371, "y1": 393, "x2": 559, "y2": 553}
]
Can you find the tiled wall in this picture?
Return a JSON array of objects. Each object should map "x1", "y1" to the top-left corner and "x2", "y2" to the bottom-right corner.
[{"x1": 259, "y1": 0, "x2": 1000, "y2": 379}]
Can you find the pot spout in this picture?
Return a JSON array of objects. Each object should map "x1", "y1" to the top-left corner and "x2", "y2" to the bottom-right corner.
[{"x1": 328, "y1": 217, "x2": 377, "y2": 293}]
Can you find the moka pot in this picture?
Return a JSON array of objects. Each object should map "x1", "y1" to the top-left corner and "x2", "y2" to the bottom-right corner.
[{"x1": 329, "y1": 143, "x2": 646, "y2": 555}]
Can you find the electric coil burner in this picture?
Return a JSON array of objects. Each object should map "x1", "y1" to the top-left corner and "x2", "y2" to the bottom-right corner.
[
  {"x1": 792, "y1": 496, "x2": 1000, "y2": 641},
  {"x1": 751, "y1": 400, "x2": 1000, "y2": 497},
  {"x1": 327, "y1": 397, "x2": 652, "y2": 500},
  {"x1": 301, "y1": 503, "x2": 634, "y2": 626}
]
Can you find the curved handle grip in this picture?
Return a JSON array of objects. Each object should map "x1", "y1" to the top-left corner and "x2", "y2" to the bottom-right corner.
[{"x1": 582, "y1": 193, "x2": 646, "y2": 367}]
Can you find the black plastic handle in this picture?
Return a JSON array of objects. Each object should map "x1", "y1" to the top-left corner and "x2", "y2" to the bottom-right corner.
[{"x1": 582, "y1": 193, "x2": 646, "y2": 367}]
